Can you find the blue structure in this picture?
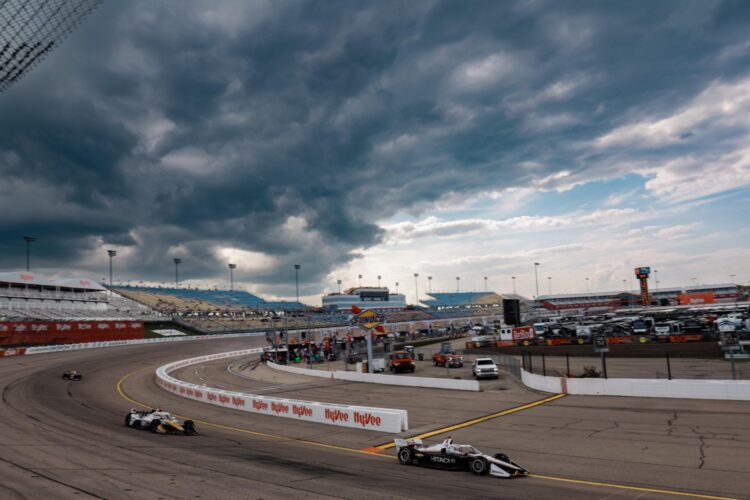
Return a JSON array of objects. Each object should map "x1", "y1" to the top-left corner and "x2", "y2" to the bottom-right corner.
[{"x1": 421, "y1": 292, "x2": 500, "y2": 309}]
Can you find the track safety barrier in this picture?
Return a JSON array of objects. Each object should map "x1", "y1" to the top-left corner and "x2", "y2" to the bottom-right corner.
[
  {"x1": 267, "y1": 361, "x2": 480, "y2": 391},
  {"x1": 156, "y1": 349, "x2": 409, "y2": 433},
  {"x1": 521, "y1": 370, "x2": 750, "y2": 401}
]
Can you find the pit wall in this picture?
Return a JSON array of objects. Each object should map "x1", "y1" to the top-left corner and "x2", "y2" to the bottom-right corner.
[
  {"x1": 521, "y1": 370, "x2": 750, "y2": 401},
  {"x1": 156, "y1": 349, "x2": 408, "y2": 433},
  {"x1": 267, "y1": 361, "x2": 480, "y2": 392}
]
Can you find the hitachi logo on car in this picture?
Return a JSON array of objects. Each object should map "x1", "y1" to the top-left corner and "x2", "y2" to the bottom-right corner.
[{"x1": 431, "y1": 456, "x2": 455, "y2": 464}]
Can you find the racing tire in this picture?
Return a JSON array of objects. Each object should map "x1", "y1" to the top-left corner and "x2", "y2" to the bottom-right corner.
[
  {"x1": 149, "y1": 419, "x2": 162, "y2": 433},
  {"x1": 183, "y1": 420, "x2": 197, "y2": 436},
  {"x1": 470, "y1": 457, "x2": 489, "y2": 475},
  {"x1": 124, "y1": 415, "x2": 131, "y2": 427},
  {"x1": 397, "y1": 447, "x2": 413, "y2": 465}
]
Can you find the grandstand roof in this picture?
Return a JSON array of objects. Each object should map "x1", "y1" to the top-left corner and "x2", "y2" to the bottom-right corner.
[
  {"x1": 0, "y1": 271, "x2": 105, "y2": 291},
  {"x1": 537, "y1": 283, "x2": 737, "y2": 301}
]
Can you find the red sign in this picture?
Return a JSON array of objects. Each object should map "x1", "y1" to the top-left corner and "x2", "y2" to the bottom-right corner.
[{"x1": 512, "y1": 326, "x2": 535, "y2": 341}]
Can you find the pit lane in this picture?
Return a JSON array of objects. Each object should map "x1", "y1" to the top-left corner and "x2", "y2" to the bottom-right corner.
[{"x1": 0, "y1": 337, "x2": 746, "y2": 499}]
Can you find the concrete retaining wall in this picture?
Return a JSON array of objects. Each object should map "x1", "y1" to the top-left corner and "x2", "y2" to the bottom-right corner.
[
  {"x1": 156, "y1": 349, "x2": 409, "y2": 433},
  {"x1": 268, "y1": 361, "x2": 480, "y2": 391},
  {"x1": 521, "y1": 370, "x2": 750, "y2": 401}
]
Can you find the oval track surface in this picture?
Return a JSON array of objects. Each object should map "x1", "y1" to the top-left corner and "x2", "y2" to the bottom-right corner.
[{"x1": 0, "y1": 338, "x2": 746, "y2": 500}]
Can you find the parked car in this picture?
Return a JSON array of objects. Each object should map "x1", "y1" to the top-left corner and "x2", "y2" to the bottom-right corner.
[{"x1": 432, "y1": 351, "x2": 464, "y2": 367}]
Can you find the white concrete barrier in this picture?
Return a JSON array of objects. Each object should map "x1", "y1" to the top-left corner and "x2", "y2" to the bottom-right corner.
[
  {"x1": 268, "y1": 361, "x2": 480, "y2": 391},
  {"x1": 20, "y1": 331, "x2": 265, "y2": 355},
  {"x1": 521, "y1": 370, "x2": 750, "y2": 401},
  {"x1": 156, "y1": 349, "x2": 408, "y2": 433}
]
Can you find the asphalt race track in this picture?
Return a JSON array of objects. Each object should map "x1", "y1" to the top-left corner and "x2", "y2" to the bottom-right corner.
[{"x1": 1, "y1": 337, "x2": 748, "y2": 500}]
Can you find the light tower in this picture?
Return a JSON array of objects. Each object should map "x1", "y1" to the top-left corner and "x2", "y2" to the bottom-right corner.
[
  {"x1": 414, "y1": 273, "x2": 419, "y2": 305},
  {"x1": 378, "y1": 275, "x2": 381, "y2": 287},
  {"x1": 107, "y1": 250, "x2": 117, "y2": 288},
  {"x1": 428, "y1": 276, "x2": 433, "y2": 294},
  {"x1": 173, "y1": 258, "x2": 182, "y2": 287},
  {"x1": 358, "y1": 274, "x2": 362, "y2": 287},
  {"x1": 337, "y1": 279, "x2": 342, "y2": 294},
  {"x1": 294, "y1": 264, "x2": 301, "y2": 302},
  {"x1": 484, "y1": 276, "x2": 488, "y2": 292},
  {"x1": 456, "y1": 276, "x2": 460, "y2": 292},
  {"x1": 228, "y1": 263, "x2": 236, "y2": 291},
  {"x1": 23, "y1": 236, "x2": 36, "y2": 271},
  {"x1": 512, "y1": 276, "x2": 516, "y2": 296},
  {"x1": 533, "y1": 262, "x2": 540, "y2": 299}
]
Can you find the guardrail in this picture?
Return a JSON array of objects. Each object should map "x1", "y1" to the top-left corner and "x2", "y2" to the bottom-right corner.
[
  {"x1": 267, "y1": 361, "x2": 480, "y2": 391},
  {"x1": 521, "y1": 370, "x2": 750, "y2": 401},
  {"x1": 156, "y1": 349, "x2": 408, "y2": 433}
]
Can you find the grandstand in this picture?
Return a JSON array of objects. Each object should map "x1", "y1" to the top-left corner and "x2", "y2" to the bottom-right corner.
[
  {"x1": 422, "y1": 292, "x2": 503, "y2": 309},
  {"x1": 0, "y1": 271, "x2": 160, "y2": 321},
  {"x1": 113, "y1": 286, "x2": 307, "y2": 312}
]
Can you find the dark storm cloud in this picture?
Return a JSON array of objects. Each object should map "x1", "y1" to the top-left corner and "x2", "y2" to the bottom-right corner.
[{"x1": 1, "y1": 0, "x2": 749, "y2": 291}]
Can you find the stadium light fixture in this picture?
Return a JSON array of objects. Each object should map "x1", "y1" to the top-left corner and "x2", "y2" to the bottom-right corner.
[
  {"x1": 533, "y1": 263, "x2": 540, "y2": 299},
  {"x1": 173, "y1": 258, "x2": 182, "y2": 287},
  {"x1": 107, "y1": 250, "x2": 117, "y2": 289},
  {"x1": 22, "y1": 236, "x2": 36, "y2": 271},
  {"x1": 228, "y1": 263, "x2": 236, "y2": 291},
  {"x1": 0, "y1": 0, "x2": 103, "y2": 94},
  {"x1": 294, "y1": 264, "x2": 301, "y2": 302}
]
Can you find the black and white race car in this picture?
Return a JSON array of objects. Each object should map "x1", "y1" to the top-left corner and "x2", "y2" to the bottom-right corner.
[
  {"x1": 62, "y1": 370, "x2": 83, "y2": 381},
  {"x1": 125, "y1": 408, "x2": 197, "y2": 435},
  {"x1": 395, "y1": 437, "x2": 527, "y2": 478}
]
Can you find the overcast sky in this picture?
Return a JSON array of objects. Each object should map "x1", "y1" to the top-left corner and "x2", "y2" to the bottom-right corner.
[{"x1": 2, "y1": 0, "x2": 750, "y2": 304}]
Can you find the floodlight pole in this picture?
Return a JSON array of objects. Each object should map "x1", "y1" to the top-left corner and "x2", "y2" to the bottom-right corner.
[
  {"x1": 337, "y1": 279, "x2": 342, "y2": 294},
  {"x1": 512, "y1": 276, "x2": 516, "y2": 295},
  {"x1": 23, "y1": 236, "x2": 36, "y2": 271},
  {"x1": 107, "y1": 250, "x2": 117, "y2": 290},
  {"x1": 534, "y1": 263, "x2": 540, "y2": 299},
  {"x1": 174, "y1": 258, "x2": 181, "y2": 287},
  {"x1": 228, "y1": 263, "x2": 236, "y2": 291},
  {"x1": 484, "y1": 276, "x2": 487, "y2": 292},
  {"x1": 414, "y1": 273, "x2": 419, "y2": 304},
  {"x1": 428, "y1": 276, "x2": 433, "y2": 294},
  {"x1": 456, "y1": 276, "x2": 460, "y2": 292},
  {"x1": 294, "y1": 264, "x2": 301, "y2": 302}
]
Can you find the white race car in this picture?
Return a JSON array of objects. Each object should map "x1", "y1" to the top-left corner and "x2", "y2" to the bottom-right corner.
[
  {"x1": 125, "y1": 408, "x2": 197, "y2": 435},
  {"x1": 395, "y1": 437, "x2": 527, "y2": 478}
]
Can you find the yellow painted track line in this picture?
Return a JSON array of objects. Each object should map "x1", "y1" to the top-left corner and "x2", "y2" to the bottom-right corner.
[
  {"x1": 528, "y1": 474, "x2": 737, "y2": 500},
  {"x1": 116, "y1": 371, "x2": 738, "y2": 500},
  {"x1": 373, "y1": 393, "x2": 567, "y2": 450}
]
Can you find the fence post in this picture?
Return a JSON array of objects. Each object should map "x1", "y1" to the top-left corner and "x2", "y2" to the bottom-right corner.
[
  {"x1": 542, "y1": 353, "x2": 546, "y2": 376},
  {"x1": 529, "y1": 352, "x2": 533, "y2": 374},
  {"x1": 566, "y1": 353, "x2": 570, "y2": 378},
  {"x1": 666, "y1": 352, "x2": 672, "y2": 380}
]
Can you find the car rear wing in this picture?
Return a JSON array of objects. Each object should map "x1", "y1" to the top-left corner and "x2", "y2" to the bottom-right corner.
[{"x1": 394, "y1": 438, "x2": 423, "y2": 449}]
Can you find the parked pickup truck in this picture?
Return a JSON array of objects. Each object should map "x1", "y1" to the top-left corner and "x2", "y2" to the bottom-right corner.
[{"x1": 432, "y1": 351, "x2": 464, "y2": 368}]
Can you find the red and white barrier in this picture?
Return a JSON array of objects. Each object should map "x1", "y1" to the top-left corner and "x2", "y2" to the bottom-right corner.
[{"x1": 156, "y1": 349, "x2": 409, "y2": 433}]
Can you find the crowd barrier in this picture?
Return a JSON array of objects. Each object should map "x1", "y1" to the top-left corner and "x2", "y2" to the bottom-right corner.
[
  {"x1": 268, "y1": 361, "x2": 480, "y2": 391},
  {"x1": 156, "y1": 349, "x2": 408, "y2": 433},
  {"x1": 521, "y1": 370, "x2": 750, "y2": 401}
]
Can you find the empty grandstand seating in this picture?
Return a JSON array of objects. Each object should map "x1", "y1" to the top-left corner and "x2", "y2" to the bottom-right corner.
[
  {"x1": 422, "y1": 292, "x2": 502, "y2": 309},
  {"x1": 114, "y1": 286, "x2": 307, "y2": 311}
]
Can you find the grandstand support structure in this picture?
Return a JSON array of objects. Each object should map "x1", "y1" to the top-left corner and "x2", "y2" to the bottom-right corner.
[{"x1": 0, "y1": 0, "x2": 103, "y2": 93}]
